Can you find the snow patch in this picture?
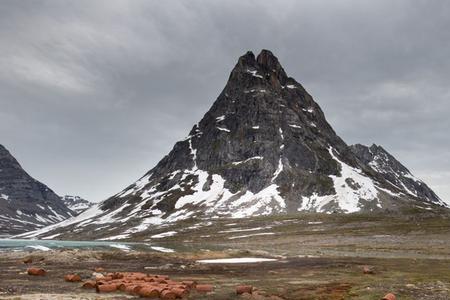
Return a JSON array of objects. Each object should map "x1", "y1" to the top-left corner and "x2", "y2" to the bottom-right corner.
[
  {"x1": 246, "y1": 69, "x2": 263, "y2": 79},
  {"x1": 151, "y1": 231, "x2": 177, "y2": 239},
  {"x1": 232, "y1": 156, "x2": 263, "y2": 165},
  {"x1": 219, "y1": 226, "x2": 271, "y2": 233},
  {"x1": 217, "y1": 127, "x2": 230, "y2": 132},
  {"x1": 299, "y1": 148, "x2": 379, "y2": 213},
  {"x1": 272, "y1": 158, "x2": 283, "y2": 182},
  {"x1": 229, "y1": 184, "x2": 286, "y2": 218},
  {"x1": 109, "y1": 244, "x2": 131, "y2": 251},
  {"x1": 25, "y1": 245, "x2": 52, "y2": 251},
  {"x1": 228, "y1": 232, "x2": 275, "y2": 239},
  {"x1": 197, "y1": 257, "x2": 277, "y2": 264},
  {"x1": 150, "y1": 246, "x2": 175, "y2": 253},
  {"x1": 216, "y1": 115, "x2": 226, "y2": 122},
  {"x1": 289, "y1": 124, "x2": 301, "y2": 129},
  {"x1": 99, "y1": 234, "x2": 131, "y2": 241}
]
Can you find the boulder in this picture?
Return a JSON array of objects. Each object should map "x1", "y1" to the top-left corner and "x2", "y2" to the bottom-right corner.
[
  {"x1": 27, "y1": 267, "x2": 46, "y2": 276},
  {"x1": 64, "y1": 274, "x2": 82, "y2": 282},
  {"x1": 161, "y1": 289, "x2": 177, "y2": 300},
  {"x1": 97, "y1": 284, "x2": 117, "y2": 293},
  {"x1": 139, "y1": 286, "x2": 160, "y2": 298},
  {"x1": 172, "y1": 287, "x2": 189, "y2": 298},
  {"x1": 182, "y1": 280, "x2": 197, "y2": 288},
  {"x1": 81, "y1": 280, "x2": 97, "y2": 289},
  {"x1": 236, "y1": 285, "x2": 254, "y2": 294},
  {"x1": 363, "y1": 266, "x2": 375, "y2": 274},
  {"x1": 382, "y1": 293, "x2": 396, "y2": 300},
  {"x1": 196, "y1": 284, "x2": 214, "y2": 293}
]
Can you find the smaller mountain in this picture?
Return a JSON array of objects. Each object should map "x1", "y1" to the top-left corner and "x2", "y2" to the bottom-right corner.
[
  {"x1": 350, "y1": 144, "x2": 446, "y2": 207},
  {"x1": 60, "y1": 195, "x2": 93, "y2": 215},
  {"x1": 0, "y1": 144, "x2": 75, "y2": 235}
]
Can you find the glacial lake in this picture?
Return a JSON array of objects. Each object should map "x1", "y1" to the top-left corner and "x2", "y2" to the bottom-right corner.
[
  {"x1": 0, "y1": 238, "x2": 175, "y2": 253},
  {"x1": 0, "y1": 238, "x2": 226, "y2": 253}
]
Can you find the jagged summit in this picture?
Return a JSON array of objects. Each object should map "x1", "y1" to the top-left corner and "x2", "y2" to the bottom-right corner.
[
  {"x1": 231, "y1": 50, "x2": 292, "y2": 91},
  {"x1": 22, "y1": 50, "x2": 447, "y2": 240}
]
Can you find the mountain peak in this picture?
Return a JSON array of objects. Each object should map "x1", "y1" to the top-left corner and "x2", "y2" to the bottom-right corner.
[{"x1": 232, "y1": 50, "x2": 289, "y2": 87}]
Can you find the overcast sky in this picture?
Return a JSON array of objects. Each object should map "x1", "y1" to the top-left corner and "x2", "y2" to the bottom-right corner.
[{"x1": 1, "y1": 0, "x2": 449, "y2": 204}]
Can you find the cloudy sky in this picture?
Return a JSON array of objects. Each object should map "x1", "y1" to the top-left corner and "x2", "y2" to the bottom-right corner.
[{"x1": 1, "y1": 0, "x2": 449, "y2": 204}]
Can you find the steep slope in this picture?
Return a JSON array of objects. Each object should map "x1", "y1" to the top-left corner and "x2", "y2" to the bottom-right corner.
[
  {"x1": 350, "y1": 144, "x2": 445, "y2": 206},
  {"x1": 21, "y1": 50, "x2": 447, "y2": 240},
  {"x1": 61, "y1": 195, "x2": 93, "y2": 215},
  {"x1": 0, "y1": 145, "x2": 74, "y2": 235}
]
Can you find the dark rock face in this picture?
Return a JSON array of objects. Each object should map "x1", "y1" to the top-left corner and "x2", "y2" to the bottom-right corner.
[
  {"x1": 22, "y1": 50, "x2": 447, "y2": 240},
  {"x1": 0, "y1": 144, "x2": 74, "y2": 235},
  {"x1": 350, "y1": 144, "x2": 445, "y2": 206},
  {"x1": 60, "y1": 195, "x2": 93, "y2": 215}
]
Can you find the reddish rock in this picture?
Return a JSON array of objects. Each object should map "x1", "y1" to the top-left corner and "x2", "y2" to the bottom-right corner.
[
  {"x1": 196, "y1": 284, "x2": 214, "y2": 293},
  {"x1": 161, "y1": 289, "x2": 177, "y2": 300},
  {"x1": 117, "y1": 282, "x2": 127, "y2": 291},
  {"x1": 236, "y1": 285, "x2": 254, "y2": 295},
  {"x1": 64, "y1": 274, "x2": 82, "y2": 282},
  {"x1": 182, "y1": 280, "x2": 197, "y2": 288},
  {"x1": 111, "y1": 272, "x2": 124, "y2": 279},
  {"x1": 82, "y1": 280, "x2": 97, "y2": 289},
  {"x1": 363, "y1": 266, "x2": 375, "y2": 274},
  {"x1": 382, "y1": 293, "x2": 396, "y2": 300},
  {"x1": 172, "y1": 287, "x2": 189, "y2": 298},
  {"x1": 124, "y1": 284, "x2": 137, "y2": 294},
  {"x1": 154, "y1": 277, "x2": 168, "y2": 284},
  {"x1": 97, "y1": 284, "x2": 117, "y2": 293},
  {"x1": 102, "y1": 276, "x2": 113, "y2": 282},
  {"x1": 139, "y1": 286, "x2": 160, "y2": 298},
  {"x1": 27, "y1": 267, "x2": 46, "y2": 276}
]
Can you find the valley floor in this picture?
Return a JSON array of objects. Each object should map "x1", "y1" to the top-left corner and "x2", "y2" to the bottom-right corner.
[{"x1": 1, "y1": 212, "x2": 450, "y2": 299}]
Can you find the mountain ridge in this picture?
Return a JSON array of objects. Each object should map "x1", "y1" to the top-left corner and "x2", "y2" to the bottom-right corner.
[{"x1": 0, "y1": 144, "x2": 75, "y2": 235}]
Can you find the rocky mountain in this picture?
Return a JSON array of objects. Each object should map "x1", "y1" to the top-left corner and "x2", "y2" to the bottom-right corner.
[
  {"x1": 60, "y1": 195, "x2": 93, "y2": 215},
  {"x1": 21, "y1": 50, "x2": 447, "y2": 240},
  {"x1": 350, "y1": 144, "x2": 445, "y2": 206},
  {"x1": 0, "y1": 144, "x2": 75, "y2": 235}
]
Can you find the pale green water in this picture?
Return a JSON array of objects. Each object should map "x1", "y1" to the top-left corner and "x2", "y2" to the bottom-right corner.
[
  {"x1": 0, "y1": 238, "x2": 223, "y2": 253},
  {"x1": 0, "y1": 238, "x2": 154, "y2": 252}
]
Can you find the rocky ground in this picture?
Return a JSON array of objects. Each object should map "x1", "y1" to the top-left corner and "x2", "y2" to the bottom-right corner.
[{"x1": 1, "y1": 212, "x2": 450, "y2": 299}]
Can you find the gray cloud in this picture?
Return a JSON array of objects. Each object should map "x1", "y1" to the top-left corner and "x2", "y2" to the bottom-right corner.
[{"x1": 1, "y1": 0, "x2": 449, "y2": 204}]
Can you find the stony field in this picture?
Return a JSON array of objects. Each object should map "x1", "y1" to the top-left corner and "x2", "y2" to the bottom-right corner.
[{"x1": 1, "y1": 211, "x2": 450, "y2": 299}]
